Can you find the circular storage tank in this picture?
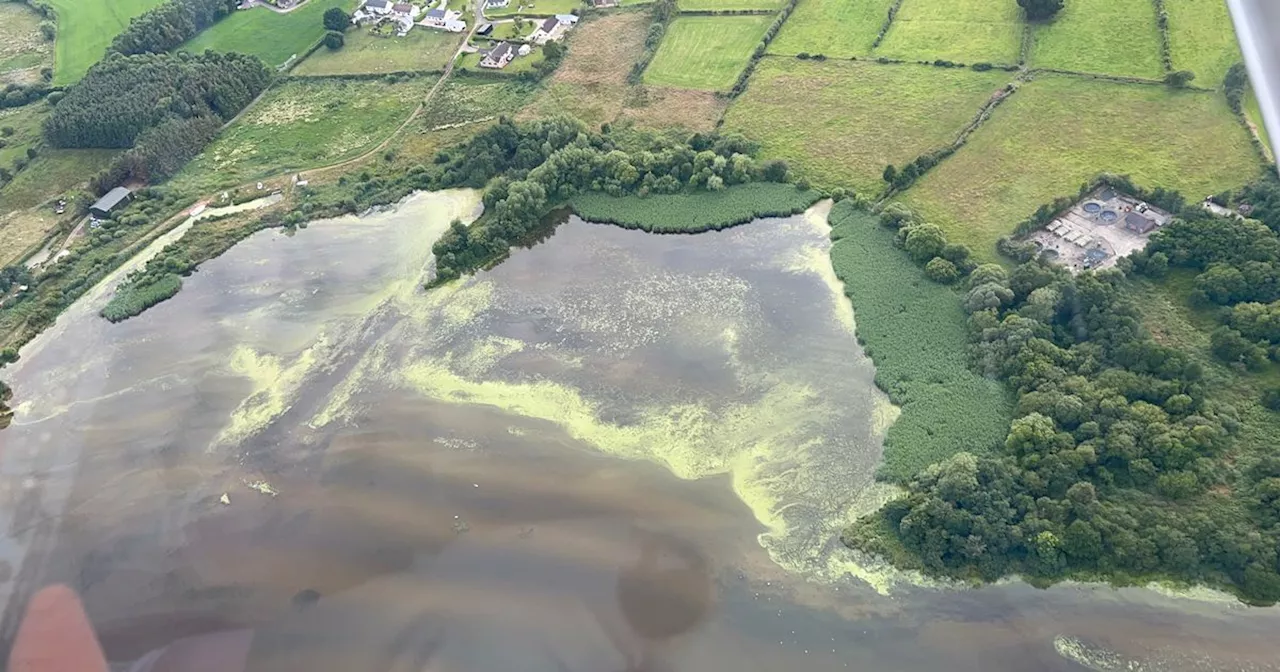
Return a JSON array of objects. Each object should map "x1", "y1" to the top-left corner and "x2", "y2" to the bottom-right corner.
[
  {"x1": 1099, "y1": 210, "x2": 1119, "y2": 223},
  {"x1": 1083, "y1": 202, "x2": 1102, "y2": 214}
]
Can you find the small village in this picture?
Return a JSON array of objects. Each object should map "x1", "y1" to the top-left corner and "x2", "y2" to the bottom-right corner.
[{"x1": 349, "y1": 0, "x2": 578, "y2": 70}]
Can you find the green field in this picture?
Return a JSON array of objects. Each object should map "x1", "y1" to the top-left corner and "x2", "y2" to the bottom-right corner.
[
  {"x1": 0, "y1": 105, "x2": 48, "y2": 172},
  {"x1": 899, "y1": 75, "x2": 1263, "y2": 257},
  {"x1": 722, "y1": 58, "x2": 1012, "y2": 193},
  {"x1": 875, "y1": 0, "x2": 1021, "y2": 64},
  {"x1": 643, "y1": 15, "x2": 771, "y2": 91},
  {"x1": 169, "y1": 77, "x2": 426, "y2": 195},
  {"x1": 458, "y1": 45, "x2": 547, "y2": 74},
  {"x1": 0, "y1": 3, "x2": 52, "y2": 84},
  {"x1": 0, "y1": 149, "x2": 118, "y2": 212},
  {"x1": 769, "y1": 0, "x2": 894, "y2": 57},
  {"x1": 571, "y1": 183, "x2": 819, "y2": 232},
  {"x1": 485, "y1": 0, "x2": 583, "y2": 16},
  {"x1": 182, "y1": 0, "x2": 355, "y2": 69},
  {"x1": 293, "y1": 27, "x2": 461, "y2": 75},
  {"x1": 827, "y1": 202, "x2": 1012, "y2": 481},
  {"x1": 1027, "y1": 0, "x2": 1163, "y2": 78},
  {"x1": 678, "y1": 0, "x2": 783, "y2": 11},
  {"x1": 45, "y1": 0, "x2": 166, "y2": 84},
  {"x1": 421, "y1": 75, "x2": 537, "y2": 128},
  {"x1": 1166, "y1": 0, "x2": 1242, "y2": 87}
]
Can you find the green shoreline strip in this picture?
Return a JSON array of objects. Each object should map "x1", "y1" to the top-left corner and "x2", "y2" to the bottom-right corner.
[{"x1": 827, "y1": 201, "x2": 1011, "y2": 481}]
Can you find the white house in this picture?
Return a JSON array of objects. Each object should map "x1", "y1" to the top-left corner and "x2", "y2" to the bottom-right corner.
[
  {"x1": 390, "y1": 2, "x2": 420, "y2": 18},
  {"x1": 419, "y1": 7, "x2": 466, "y2": 31},
  {"x1": 485, "y1": 0, "x2": 510, "y2": 8},
  {"x1": 363, "y1": 0, "x2": 392, "y2": 13},
  {"x1": 480, "y1": 41, "x2": 515, "y2": 68},
  {"x1": 529, "y1": 15, "x2": 570, "y2": 44}
]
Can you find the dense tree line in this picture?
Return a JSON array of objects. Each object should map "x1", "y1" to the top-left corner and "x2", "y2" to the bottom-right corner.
[
  {"x1": 850, "y1": 247, "x2": 1280, "y2": 602},
  {"x1": 1128, "y1": 180, "x2": 1280, "y2": 371},
  {"x1": 110, "y1": 0, "x2": 237, "y2": 55},
  {"x1": 427, "y1": 117, "x2": 789, "y2": 282},
  {"x1": 877, "y1": 202, "x2": 973, "y2": 283},
  {"x1": 627, "y1": 0, "x2": 676, "y2": 83},
  {"x1": 43, "y1": 51, "x2": 270, "y2": 150}
]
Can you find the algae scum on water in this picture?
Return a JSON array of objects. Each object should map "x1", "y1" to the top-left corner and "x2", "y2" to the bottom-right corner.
[
  {"x1": 267, "y1": 201, "x2": 905, "y2": 583},
  {"x1": 13, "y1": 191, "x2": 905, "y2": 589}
]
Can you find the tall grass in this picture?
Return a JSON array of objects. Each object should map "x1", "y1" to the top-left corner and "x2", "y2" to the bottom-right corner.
[
  {"x1": 100, "y1": 273, "x2": 182, "y2": 322},
  {"x1": 571, "y1": 183, "x2": 819, "y2": 233},
  {"x1": 827, "y1": 201, "x2": 1011, "y2": 481}
]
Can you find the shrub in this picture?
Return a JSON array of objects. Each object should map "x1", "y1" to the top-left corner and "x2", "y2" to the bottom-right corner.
[
  {"x1": 323, "y1": 7, "x2": 351, "y2": 31},
  {"x1": 324, "y1": 30, "x2": 345, "y2": 50},
  {"x1": 1165, "y1": 70, "x2": 1196, "y2": 88},
  {"x1": 924, "y1": 257, "x2": 960, "y2": 283},
  {"x1": 1017, "y1": 0, "x2": 1063, "y2": 21}
]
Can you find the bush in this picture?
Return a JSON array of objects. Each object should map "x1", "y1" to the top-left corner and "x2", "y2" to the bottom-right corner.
[
  {"x1": 1165, "y1": 70, "x2": 1196, "y2": 88},
  {"x1": 323, "y1": 7, "x2": 351, "y2": 31},
  {"x1": 324, "y1": 30, "x2": 345, "y2": 50},
  {"x1": 1017, "y1": 0, "x2": 1063, "y2": 21},
  {"x1": 924, "y1": 257, "x2": 959, "y2": 283},
  {"x1": 1262, "y1": 387, "x2": 1280, "y2": 411}
]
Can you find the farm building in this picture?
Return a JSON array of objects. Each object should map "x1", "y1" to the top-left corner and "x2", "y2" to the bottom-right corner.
[
  {"x1": 1124, "y1": 211, "x2": 1157, "y2": 234},
  {"x1": 89, "y1": 187, "x2": 133, "y2": 219},
  {"x1": 591, "y1": 0, "x2": 617, "y2": 7},
  {"x1": 480, "y1": 42, "x2": 515, "y2": 68}
]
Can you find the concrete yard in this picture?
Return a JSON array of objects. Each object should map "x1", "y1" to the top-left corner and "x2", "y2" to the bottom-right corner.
[{"x1": 1027, "y1": 187, "x2": 1172, "y2": 273}]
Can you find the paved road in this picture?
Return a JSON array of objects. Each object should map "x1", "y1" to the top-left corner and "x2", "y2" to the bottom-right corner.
[{"x1": 1227, "y1": 0, "x2": 1280, "y2": 166}]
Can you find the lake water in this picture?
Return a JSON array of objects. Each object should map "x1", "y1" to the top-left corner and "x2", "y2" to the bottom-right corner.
[{"x1": 0, "y1": 190, "x2": 1278, "y2": 671}]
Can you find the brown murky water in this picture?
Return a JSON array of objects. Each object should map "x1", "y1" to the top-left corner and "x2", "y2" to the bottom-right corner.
[{"x1": 0, "y1": 191, "x2": 1278, "y2": 671}]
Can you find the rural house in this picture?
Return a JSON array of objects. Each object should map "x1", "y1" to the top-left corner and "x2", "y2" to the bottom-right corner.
[
  {"x1": 529, "y1": 17, "x2": 558, "y2": 44},
  {"x1": 485, "y1": 0, "x2": 510, "y2": 8},
  {"x1": 391, "y1": 2, "x2": 419, "y2": 17},
  {"x1": 480, "y1": 41, "x2": 515, "y2": 68},
  {"x1": 363, "y1": 0, "x2": 393, "y2": 13},
  {"x1": 591, "y1": 0, "x2": 618, "y2": 7},
  {"x1": 89, "y1": 187, "x2": 133, "y2": 220},
  {"x1": 420, "y1": 7, "x2": 466, "y2": 31}
]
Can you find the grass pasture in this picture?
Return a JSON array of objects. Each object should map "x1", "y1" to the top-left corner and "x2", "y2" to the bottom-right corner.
[
  {"x1": 0, "y1": 3, "x2": 52, "y2": 84},
  {"x1": 1165, "y1": 0, "x2": 1243, "y2": 87},
  {"x1": 0, "y1": 105, "x2": 49, "y2": 172},
  {"x1": 170, "y1": 77, "x2": 426, "y2": 195},
  {"x1": 899, "y1": 75, "x2": 1263, "y2": 257},
  {"x1": 875, "y1": 0, "x2": 1022, "y2": 65},
  {"x1": 769, "y1": 0, "x2": 895, "y2": 57},
  {"x1": 183, "y1": 0, "x2": 354, "y2": 69},
  {"x1": 1027, "y1": 0, "x2": 1163, "y2": 78},
  {"x1": 485, "y1": 0, "x2": 583, "y2": 16},
  {"x1": 643, "y1": 15, "x2": 771, "y2": 91},
  {"x1": 0, "y1": 149, "x2": 118, "y2": 212},
  {"x1": 293, "y1": 28, "x2": 460, "y2": 75},
  {"x1": 518, "y1": 13, "x2": 647, "y2": 127},
  {"x1": 678, "y1": 0, "x2": 783, "y2": 11},
  {"x1": 422, "y1": 75, "x2": 538, "y2": 129},
  {"x1": 45, "y1": 0, "x2": 166, "y2": 84},
  {"x1": 827, "y1": 202, "x2": 1012, "y2": 481},
  {"x1": 722, "y1": 58, "x2": 1013, "y2": 193}
]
